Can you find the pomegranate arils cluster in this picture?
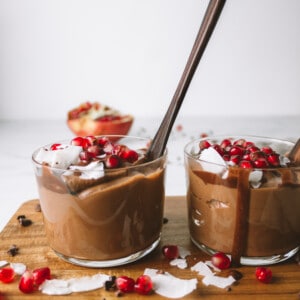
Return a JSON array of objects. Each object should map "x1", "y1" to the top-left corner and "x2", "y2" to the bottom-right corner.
[
  {"x1": 114, "y1": 275, "x2": 153, "y2": 295},
  {"x1": 199, "y1": 138, "x2": 282, "y2": 169},
  {"x1": 50, "y1": 136, "x2": 140, "y2": 169},
  {"x1": 255, "y1": 267, "x2": 272, "y2": 284}
]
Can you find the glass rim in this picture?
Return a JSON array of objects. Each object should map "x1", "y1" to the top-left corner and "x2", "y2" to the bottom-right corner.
[{"x1": 32, "y1": 135, "x2": 167, "y2": 172}]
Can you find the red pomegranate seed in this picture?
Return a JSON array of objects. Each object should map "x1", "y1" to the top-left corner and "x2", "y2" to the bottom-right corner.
[
  {"x1": 229, "y1": 146, "x2": 244, "y2": 156},
  {"x1": 50, "y1": 143, "x2": 62, "y2": 150},
  {"x1": 247, "y1": 145, "x2": 260, "y2": 153},
  {"x1": 0, "y1": 267, "x2": 15, "y2": 283},
  {"x1": 32, "y1": 267, "x2": 51, "y2": 286},
  {"x1": 239, "y1": 160, "x2": 253, "y2": 169},
  {"x1": 71, "y1": 137, "x2": 90, "y2": 149},
  {"x1": 230, "y1": 155, "x2": 241, "y2": 165},
  {"x1": 220, "y1": 139, "x2": 232, "y2": 149},
  {"x1": 243, "y1": 141, "x2": 255, "y2": 148},
  {"x1": 79, "y1": 151, "x2": 92, "y2": 162},
  {"x1": 162, "y1": 245, "x2": 179, "y2": 260},
  {"x1": 116, "y1": 276, "x2": 135, "y2": 293},
  {"x1": 255, "y1": 267, "x2": 272, "y2": 283},
  {"x1": 87, "y1": 145, "x2": 102, "y2": 158},
  {"x1": 261, "y1": 146, "x2": 273, "y2": 155},
  {"x1": 199, "y1": 140, "x2": 211, "y2": 150},
  {"x1": 121, "y1": 150, "x2": 139, "y2": 163},
  {"x1": 253, "y1": 158, "x2": 269, "y2": 168},
  {"x1": 267, "y1": 154, "x2": 280, "y2": 167},
  {"x1": 211, "y1": 252, "x2": 231, "y2": 270},
  {"x1": 105, "y1": 155, "x2": 121, "y2": 168},
  {"x1": 223, "y1": 154, "x2": 230, "y2": 161},
  {"x1": 242, "y1": 153, "x2": 251, "y2": 161},
  {"x1": 213, "y1": 144, "x2": 224, "y2": 156},
  {"x1": 85, "y1": 135, "x2": 97, "y2": 145},
  {"x1": 97, "y1": 137, "x2": 109, "y2": 147},
  {"x1": 103, "y1": 142, "x2": 114, "y2": 154},
  {"x1": 19, "y1": 271, "x2": 34, "y2": 293},
  {"x1": 250, "y1": 151, "x2": 266, "y2": 161},
  {"x1": 134, "y1": 275, "x2": 153, "y2": 295},
  {"x1": 113, "y1": 144, "x2": 128, "y2": 156},
  {"x1": 233, "y1": 138, "x2": 246, "y2": 146}
]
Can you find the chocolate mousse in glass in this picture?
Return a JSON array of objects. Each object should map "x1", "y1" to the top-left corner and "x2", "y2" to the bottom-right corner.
[
  {"x1": 184, "y1": 135, "x2": 300, "y2": 266},
  {"x1": 32, "y1": 135, "x2": 166, "y2": 267}
]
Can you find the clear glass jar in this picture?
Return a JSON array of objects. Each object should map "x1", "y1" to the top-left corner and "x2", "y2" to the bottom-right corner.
[
  {"x1": 184, "y1": 135, "x2": 300, "y2": 266},
  {"x1": 32, "y1": 135, "x2": 166, "y2": 267}
]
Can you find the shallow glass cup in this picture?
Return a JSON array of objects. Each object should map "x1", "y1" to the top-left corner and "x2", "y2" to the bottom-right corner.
[
  {"x1": 184, "y1": 135, "x2": 300, "y2": 266},
  {"x1": 32, "y1": 135, "x2": 166, "y2": 268}
]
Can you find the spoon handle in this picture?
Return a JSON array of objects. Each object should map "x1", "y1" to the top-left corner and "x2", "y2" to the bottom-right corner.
[{"x1": 147, "y1": 0, "x2": 226, "y2": 160}]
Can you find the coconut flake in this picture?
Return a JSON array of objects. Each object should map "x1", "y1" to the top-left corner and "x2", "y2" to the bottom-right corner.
[
  {"x1": 202, "y1": 274, "x2": 235, "y2": 289},
  {"x1": 40, "y1": 279, "x2": 71, "y2": 295},
  {"x1": 67, "y1": 273, "x2": 110, "y2": 292},
  {"x1": 249, "y1": 170, "x2": 263, "y2": 188},
  {"x1": 170, "y1": 258, "x2": 188, "y2": 269},
  {"x1": 0, "y1": 260, "x2": 8, "y2": 268},
  {"x1": 35, "y1": 145, "x2": 82, "y2": 169},
  {"x1": 144, "y1": 268, "x2": 197, "y2": 299},
  {"x1": 204, "y1": 260, "x2": 221, "y2": 272},
  {"x1": 199, "y1": 147, "x2": 227, "y2": 174},
  {"x1": 10, "y1": 262, "x2": 26, "y2": 275},
  {"x1": 191, "y1": 261, "x2": 215, "y2": 277},
  {"x1": 67, "y1": 161, "x2": 104, "y2": 180}
]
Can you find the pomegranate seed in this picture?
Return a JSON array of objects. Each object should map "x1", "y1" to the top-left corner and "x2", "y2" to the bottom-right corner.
[
  {"x1": 0, "y1": 267, "x2": 15, "y2": 283},
  {"x1": 105, "y1": 155, "x2": 121, "y2": 168},
  {"x1": 229, "y1": 146, "x2": 244, "y2": 156},
  {"x1": 230, "y1": 155, "x2": 241, "y2": 165},
  {"x1": 19, "y1": 271, "x2": 34, "y2": 293},
  {"x1": 255, "y1": 267, "x2": 272, "y2": 283},
  {"x1": 50, "y1": 143, "x2": 62, "y2": 150},
  {"x1": 116, "y1": 276, "x2": 135, "y2": 293},
  {"x1": 239, "y1": 160, "x2": 253, "y2": 169},
  {"x1": 121, "y1": 150, "x2": 139, "y2": 163},
  {"x1": 223, "y1": 154, "x2": 230, "y2": 161},
  {"x1": 211, "y1": 252, "x2": 231, "y2": 270},
  {"x1": 97, "y1": 137, "x2": 109, "y2": 147},
  {"x1": 134, "y1": 275, "x2": 153, "y2": 295},
  {"x1": 113, "y1": 144, "x2": 128, "y2": 156},
  {"x1": 267, "y1": 154, "x2": 280, "y2": 167},
  {"x1": 213, "y1": 144, "x2": 224, "y2": 156},
  {"x1": 103, "y1": 142, "x2": 114, "y2": 154},
  {"x1": 220, "y1": 139, "x2": 232, "y2": 149},
  {"x1": 32, "y1": 267, "x2": 51, "y2": 286},
  {"x1": 199, "y1": 140, "x2": 211, "y2": 150},
  {"x1": 233, "y1": 138, "x2": 246, "y2": 146},
  {"x1": 79, "y1": 151, "x2": 92, "y2": 162},
  {"x1": 253, "y1": 158, "x2": 269, "y2": 168},
  {"x1": 250, "y1": 151, "x2": 266, "y2": 161},
  {"x1": 71, "y1": 137, "x2": 90, "y2": 149},
  {"x1": 242, "y1": 153, "x2": 251, "y2": 161},
  {"x1": 243, "y1": 141, "x2": 255, "y2": 148},
  {"x1": 247, "y1": 146, "x2": 260, "y2": 153},
  {"x1": 162, "y1": 245, "x2": 179, "y2": 260},
  {"x1": 85, "y1": 135, "x2": 97, "y2": 145},
  {"x1": 261, "y1": 146, "x2": 273, "y2": 155},
  {"x1": 87, "y1": 145, "x2": 102, "y2": 158}
]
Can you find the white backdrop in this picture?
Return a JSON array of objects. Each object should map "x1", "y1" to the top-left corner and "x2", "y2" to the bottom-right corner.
[{"x1": 1, "y1": 0, "x2": 300, "y2": 120}]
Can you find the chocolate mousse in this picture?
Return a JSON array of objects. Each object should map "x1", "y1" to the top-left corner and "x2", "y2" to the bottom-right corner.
[
  {"x1": 185, "y1": 136, "x2": 300, "y2": 265},
  {"x1": 32, "y1": 136, "x2": 166, "y2": 265}
]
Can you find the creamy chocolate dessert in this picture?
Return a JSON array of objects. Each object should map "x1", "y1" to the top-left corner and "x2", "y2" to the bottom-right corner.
[
  {"x1": 32, "y1": 135, "x2": 166, "y2": 267},
  {"x1": 185, "y1": 136, "x2": 300, "y2": 265}
]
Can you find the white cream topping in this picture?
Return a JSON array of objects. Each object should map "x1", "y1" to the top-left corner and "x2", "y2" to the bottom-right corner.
[
  {"x1": 199, "y1": 147, "x2": 227, "y2": 175},
  {"x1": 66, "y1": 161, "x2": 105, "y2": 179}
]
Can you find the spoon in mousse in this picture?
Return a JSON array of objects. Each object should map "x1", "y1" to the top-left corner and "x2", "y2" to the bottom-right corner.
[{"x1": 147, "y1": 0, "x2": 227, "y2": 161}]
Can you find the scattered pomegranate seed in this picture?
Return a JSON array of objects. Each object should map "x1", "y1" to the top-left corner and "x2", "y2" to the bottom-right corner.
[
  {"x1": 71, "y1": 137, "x2": 90, "y2": 149},
  {"x1": 0, "y1": 267, "x2": 15, "y2": 283},
  {"x1": 211, "y1": 252, "x2": 231, "y2": 270},
  {"x1": 176, "y1": 124, "x2": 183, "y2": 132},
  {"x1": 85, "y1": 135, "x2": 97, "y2": 145},
  {"x1": 255, "y1": 267, "x2": 272, "y2": 283},
  {"x1": 97, "y1": 137, "x2": 109, "y2": 147},
  {"x1": 116, "y1": 276, "x2": 135, "y2": 293},
  {"x1": 32, "y1": 267, "x2": 51, "y2": 286},
  {"x1": 19, "y1": 271, "x2": 35, "y2": 293},
  {"x1": 253, "y1": 158, "x2": 269, "y2": 168},
  {"x1": 267, "y1": 154, "x2": 280, "y2": 167},
  {"x1": 261, "y1": 146, "x2": 273, "y2": 155},
  {"x1": 134, "y1": 275, "x2": 153, "y2": 295},
  {"x1": 247, "y1": 145, "x2": 260, "y2": 153},
  {"x1": 162, "y1": 245, "x2": 179, "y2": 260},
  {"x1": 220, "y1": 138, "x2": 232, "y2": 149}
]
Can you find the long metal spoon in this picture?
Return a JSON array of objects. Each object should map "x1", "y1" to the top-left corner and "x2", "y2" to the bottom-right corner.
[{"x1": 147, "y1": 0, "x2": 226, "y2": 161}]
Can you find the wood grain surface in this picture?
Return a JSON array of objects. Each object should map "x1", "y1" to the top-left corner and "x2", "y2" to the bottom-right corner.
[{"x1": 0, "y1": 197, "x2": 299, "y2": 299}]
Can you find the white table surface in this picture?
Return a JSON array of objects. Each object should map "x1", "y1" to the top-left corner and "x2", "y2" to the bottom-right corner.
[{"x1": 0, "y1": 115, "x2": 299, "y2": 231}]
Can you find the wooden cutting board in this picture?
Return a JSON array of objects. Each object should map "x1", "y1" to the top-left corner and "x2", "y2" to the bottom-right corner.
[{"x1": 0, "y1": 197, "x2": 299, "y2": 299}]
